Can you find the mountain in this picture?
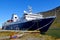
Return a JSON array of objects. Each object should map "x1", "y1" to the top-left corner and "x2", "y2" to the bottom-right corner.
[{"x1": 38, "y1": 6, "x2": 60, "y2": 28}]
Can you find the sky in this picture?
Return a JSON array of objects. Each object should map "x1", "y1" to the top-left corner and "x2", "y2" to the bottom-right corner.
[{"x1": 0, "y1": 0, "x2": 60, "y2": 28}]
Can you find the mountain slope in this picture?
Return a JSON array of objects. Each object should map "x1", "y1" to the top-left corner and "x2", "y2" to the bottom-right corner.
[{"x1": 38, "y1": 6, "x2": 60, "y2": 28}]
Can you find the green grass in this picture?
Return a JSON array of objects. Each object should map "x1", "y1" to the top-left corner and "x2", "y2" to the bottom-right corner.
[{"x1": 46, "y1": 28, "x2": 60, "y2": 38}]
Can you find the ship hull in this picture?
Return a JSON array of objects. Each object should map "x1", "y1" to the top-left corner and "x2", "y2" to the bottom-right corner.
[{"x1": 2, "y1": 17, "x2": 56, "y2": 33}]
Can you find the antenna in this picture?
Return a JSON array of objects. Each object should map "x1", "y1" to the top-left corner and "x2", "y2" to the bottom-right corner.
[{"x1": 28, "y1": 6, "x2": 32, "y2": 14}]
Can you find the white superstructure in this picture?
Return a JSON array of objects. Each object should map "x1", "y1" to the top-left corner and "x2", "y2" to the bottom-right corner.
[
  {"x1": 24, "y1": 6, "x2": 43, "y2": 21},
  {"x1": 25, "y1": 13, "x2": 43, "y2": 21},
  {"x1": 12, "y1": 14, "x2": 19, "y2": 22}
]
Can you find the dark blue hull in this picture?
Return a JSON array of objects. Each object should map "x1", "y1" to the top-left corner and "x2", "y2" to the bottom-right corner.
[{"x1": 2, "y1": 17, "x2": 56, "y2": 33}]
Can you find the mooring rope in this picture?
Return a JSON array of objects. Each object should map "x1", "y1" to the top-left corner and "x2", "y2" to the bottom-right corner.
[
  {"x1": 35, "y1": 19, "x2": 54, "y2": 31},
  {"x1": 26, "y1": 21, "x2": 36, "y2": 30}
]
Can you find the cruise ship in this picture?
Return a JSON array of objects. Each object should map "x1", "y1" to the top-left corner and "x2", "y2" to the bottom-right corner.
[{"x1": 2, "y1": 7, "x2": 56, "y2": 33}]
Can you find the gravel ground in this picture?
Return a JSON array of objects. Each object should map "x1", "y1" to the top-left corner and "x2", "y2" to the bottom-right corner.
[{"x1": 0, "y1": 31, "x2": 60, "y2": 40}]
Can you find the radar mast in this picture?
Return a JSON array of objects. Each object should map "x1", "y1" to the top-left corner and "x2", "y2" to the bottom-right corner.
[{"x1": 28, "y1": 6, "x2": 32, "y2": 14}]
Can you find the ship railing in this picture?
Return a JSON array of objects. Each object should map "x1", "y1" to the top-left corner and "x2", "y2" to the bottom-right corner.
[{"x1": 44, "y1": 16, "x2": 56, "y2": 19}]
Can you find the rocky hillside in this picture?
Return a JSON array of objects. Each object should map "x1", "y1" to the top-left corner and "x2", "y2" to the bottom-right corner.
[{"x1": 38, "y1": 6, "x2": 60, "y2": 28}]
